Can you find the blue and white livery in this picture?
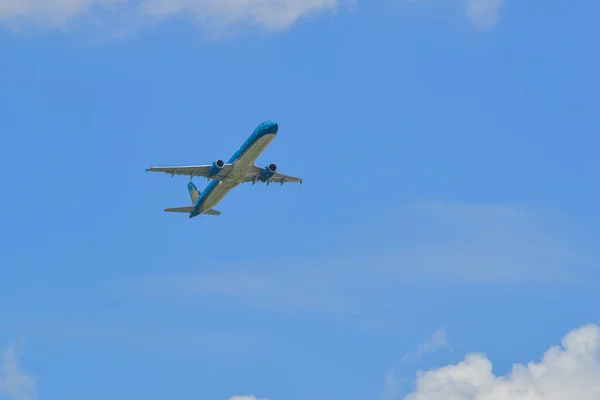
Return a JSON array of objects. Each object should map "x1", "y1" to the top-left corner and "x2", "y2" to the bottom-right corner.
[{"x1": 146, "y1": 120, "x2": 302, "y2": 218}]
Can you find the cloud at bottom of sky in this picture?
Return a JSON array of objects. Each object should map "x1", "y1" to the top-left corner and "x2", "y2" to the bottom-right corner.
[
  {"x1": 3, "y1": 325, "x2": 600, "y2": 400},
  {"x1": 0, "y1": 346, "x2": 36, "y2": 400},
  {"x1": 401, "y1": 324, "x2": 600, "y2": 400},
  {"x1": 227, "y1": 396, "x2": 268, "y2": 400}
]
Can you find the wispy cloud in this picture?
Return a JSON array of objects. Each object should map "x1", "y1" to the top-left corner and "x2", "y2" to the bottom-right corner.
[
  {"x1": 384, "y1": 368, "x2": 404, "y2": 400},
  {"x1": 227, "y1": 396, "x2": 269, "y2": 400},
  {"x1": 0, "y1": 346, "x2": 36, "y2": 400},
  {"x1": 464, "y1": 0, "x2": 504, "y2": 30},
  {"x1": 385, "y1": 328, "x2": 450, "y2": 399},
  {"x1": 402, "y1": 324, "x2": 600, "y2": 400},
  {"x1": 401, "y1": 328, "x2": 449, "y2": 363},
  {"x1": 0, "y1": 316, "x2": 254, "y2": 358},
  {"x1": 0, "y1": 0, "x2": 345, "y2": 32},
  {"x1": 122, "y1": 201, "x2": 596, "y2": 331}
]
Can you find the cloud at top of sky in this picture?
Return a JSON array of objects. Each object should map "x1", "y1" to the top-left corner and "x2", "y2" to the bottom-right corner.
[
  {"x1": 401, "y1": 323, "x2": 600, "y2": 400},
  {"x1": 0, "y1": 0, "x2": 503, "y2": 33},
  {"x1": 0, "y1": 0, "x2": 343, "y2": 32},
  {"x1": 464, "y1": 0, "x2": 504, "y2": 30},
  {"x1": 0, "y1": 346, "x2": 36, "y2": 400}
]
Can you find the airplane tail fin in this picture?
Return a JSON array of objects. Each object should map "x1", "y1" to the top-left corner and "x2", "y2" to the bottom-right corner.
[
  {"x1": 163, "y1": 182, "x2": 221, "y2": 217},
  {"x1": 187, "y1": 181, "x2": 200, "y2": 204}
]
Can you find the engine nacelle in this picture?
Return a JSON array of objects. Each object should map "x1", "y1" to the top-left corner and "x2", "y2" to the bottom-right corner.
[
  {"x1": 208, "y1": 159, "x2": 225, "y2": 177},
  {"x1": 259, "y1": 163, "x2": 277, "y2": 182}
]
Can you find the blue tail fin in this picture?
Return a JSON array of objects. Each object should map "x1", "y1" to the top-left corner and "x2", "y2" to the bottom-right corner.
[{"x1": 187, "y1": 182, "x2": 200, "y2": 204}]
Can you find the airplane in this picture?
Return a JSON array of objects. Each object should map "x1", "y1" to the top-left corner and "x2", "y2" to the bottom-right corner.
[{"x1": 146, "y1": 120, "x2": 302, "y2": 218}]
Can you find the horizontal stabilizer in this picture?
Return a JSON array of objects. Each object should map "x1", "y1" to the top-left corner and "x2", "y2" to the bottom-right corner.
[
  {"x1": 202, "y1": 209, "x2": 221, "y2": 216},
  {"x1": 163, "y1": 206, "x2": 221, "y2": 216},
  {"x1": 164, "y1": 206, "x2": 195, "y2": 213}
]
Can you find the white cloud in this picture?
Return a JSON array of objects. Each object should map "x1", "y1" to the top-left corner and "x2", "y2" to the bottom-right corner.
[
  {"x1": 0, "y1": 347, "x2": 36, "y2": 400},
  {"x1": 386, "y1": 328, "x2": 450, "y2": 398},
  {"x1": 140, "y1": 0, "x2": 340, "y2": 31},
  {"x1": 0, "y1": 0, "x2": 342, "y2": 31},
  {"x1": 227, "y1": 396, "x2": 268, "y2": 400},
  {"x1": 464, "y1": 0, "x2": 504, "y2": 30},
  {"x1": 403, "y1": 324, "x2": 600, "y2": 400},
  {"x1": 0, "y1": 0, "x2": 505, "y2": 32},
  {"x1": 401, "y1": 328, "x2": 449, "y2": 363},
  {"x1": 0, "y1": 0, "x2": 122, "y2": 26}
]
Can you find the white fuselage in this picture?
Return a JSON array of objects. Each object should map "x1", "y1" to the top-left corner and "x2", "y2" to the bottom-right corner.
[{"x1": 199, "y1": 134, "x2": 275, "y2": 212}]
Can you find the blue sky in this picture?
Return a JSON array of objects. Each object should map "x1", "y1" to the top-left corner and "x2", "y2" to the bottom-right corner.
[{"x1": 1, "y1": 1, "x2": 600, "y2": 399}]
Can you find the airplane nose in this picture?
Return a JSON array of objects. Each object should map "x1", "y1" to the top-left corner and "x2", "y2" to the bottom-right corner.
[
  {"x1": 268, "y1": 121, "x2": 278, "y2": 134},
  {"x1": 263, "y1": 121, "x2": 278, "y2": 134},
  {"x1": 255, "y1": 120, "x2": 279, "y2": 136}
]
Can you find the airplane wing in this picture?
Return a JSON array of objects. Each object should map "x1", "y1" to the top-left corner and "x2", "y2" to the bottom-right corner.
[
  {"x1": 245, "y1": 165, "x2": 303, "y2": 185},
  {"x1": 146, "y1": 164, "x2": 234, "y2": 180}
]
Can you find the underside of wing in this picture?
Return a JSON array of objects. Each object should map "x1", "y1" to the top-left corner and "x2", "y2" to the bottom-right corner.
[
  {"x1": 269, "y1": 172, "x2": 303, "y2": 184},
  {"x1": 244, "y1": 165, "x2": 303, "y2": 185},
  {"x1": 147, "y1": 164, "x2": 233, "y2": 180},
  {"x1": 164, "y1": 206, "x2": 195, "y2": 213}
]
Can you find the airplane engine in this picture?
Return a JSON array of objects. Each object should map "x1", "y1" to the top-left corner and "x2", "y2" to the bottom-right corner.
[
  {"x1": 259, "y1": 163, "x2": 277, "y2": 182},
  {"x1": 208, "y1": 159, "x2": 225, "y2": 177}
]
